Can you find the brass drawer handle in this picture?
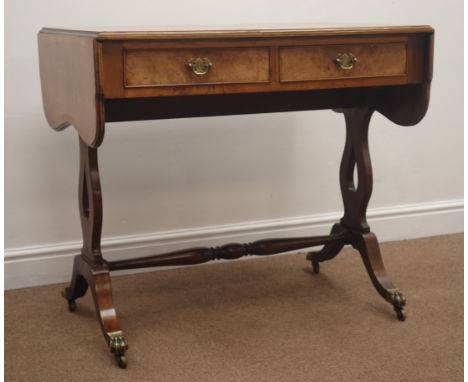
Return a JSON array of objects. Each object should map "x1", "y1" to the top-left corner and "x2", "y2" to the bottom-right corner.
[
  {"x1": 334, "y1": 53, "x2": 358, "y2": 70},
  {"x1": 186, "y1": 57, "x2": 213, "y2": 76}
]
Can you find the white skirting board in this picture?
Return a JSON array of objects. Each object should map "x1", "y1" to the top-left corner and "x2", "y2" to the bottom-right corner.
[{"x1": 5, "y1": 199, "x2": 463, "y2": 290}]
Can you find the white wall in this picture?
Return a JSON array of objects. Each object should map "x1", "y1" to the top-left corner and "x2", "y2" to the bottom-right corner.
[{"x1": 5, "y1": 0, "x2": 463, "y2": 288}]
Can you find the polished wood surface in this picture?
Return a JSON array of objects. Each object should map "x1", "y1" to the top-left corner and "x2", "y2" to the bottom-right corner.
[
  {"x1": 338, "y1": 107, "x2": 375, "y2": 232},
  {"x1": 98, "y1": 34, "x2": 428, "y2": 100},
  {"x1": 125, "y1": 47, "x2": 271, "y2": 87},
  {"x1": 38, "y1": 25, "x2": 433, "y2": 368},
  {"x1": 279, "y1": 43, "x2": 407, "y2": 82},
  {"x1": 38, "y1": 33, "x2": 104, "y2": 147},
  {"x1": 77, "y1": 138, "x2": 103, "y2": 264},
  {"x1": 107, "y1": 232, "x2": 352, "y2": 271},
  {"x1": 41, "y1": 24, "x2": 433, "y2": 39},
  {"x1": 39, "y1": 26, "x2": 433, "y2": 148}
]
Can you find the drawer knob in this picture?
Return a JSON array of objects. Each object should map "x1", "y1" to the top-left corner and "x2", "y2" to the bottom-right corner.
[
  {"x1": 186, "y1": 57, "x2": 213, "y2": 76},
  {"x1": 333, "y1": 53, "x2": 358, "y2": 70}
]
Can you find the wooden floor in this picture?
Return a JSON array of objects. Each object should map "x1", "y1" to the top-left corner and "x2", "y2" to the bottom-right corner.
[{"x1": 5, "y1": 234, "x2": 463, "y2": 382}]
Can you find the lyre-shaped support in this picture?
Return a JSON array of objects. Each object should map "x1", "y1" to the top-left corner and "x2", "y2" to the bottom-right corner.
[
  {"x1": 78, "y1": 137, "x2": 103, "y2": 263},
  {"x1": 63, "y1": 138, "x2": 128, "y2": 368},
  {"x1": 307, "y1": 107, "x2": 407, "y2": 321},
  {"x1": 339, "y1": 107, "x2": 374, "y2": 232}
]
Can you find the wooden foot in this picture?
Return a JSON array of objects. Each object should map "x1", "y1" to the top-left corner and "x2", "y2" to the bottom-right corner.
[
  {"x1": 62, "y1": 255, "x2": 88, "y2": 312},
  {"x1": 306, "y1": 223, "x2": 349, "y2": 273},
  {"x1": 353, "y1": 233, "x2": 407, "y2": 321},
  {"x1": 311, "y1": 260, "x2": 320, "y2": 274},
  {"x1": 63, "y1": 255, "x2": 129, "y2": 367}
]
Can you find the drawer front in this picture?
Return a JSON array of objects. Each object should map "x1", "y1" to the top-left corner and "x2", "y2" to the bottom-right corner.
[
  {"x1": 124, "y1": 47, "x2": 271, "y2": 87},
  {"x1": 279, "y1": 43, "x2": 407, "y2": 82}
]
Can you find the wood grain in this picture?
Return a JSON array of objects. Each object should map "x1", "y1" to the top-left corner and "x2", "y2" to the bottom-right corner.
[
  {"x1": 279, "y1": 43, "x2": 407, "y2": 82},
  {"x1": 98, "y1": 35, "x2": 426, "y2": 98},
  {"x1": 376, "y1": 33, "x2": 433, "y2": 126},
  {"x1": 39, "y1": 24, "x2": 434, "y2": 368},
  {"x1": 107, "y1": 232, "x2": 352, "y2": 270},
  {"x1": 41, "y1": 24, "x2": 434, "y2": 40},
  {"x1": 38, "y1": 32, "x2": 104, "y2": 147},
  {"x1": 39, "y1": 27, "x2": 432, "y2": 112},
  {"x1": 124, "y1": 47, "x2": 270, "y2": 87}
]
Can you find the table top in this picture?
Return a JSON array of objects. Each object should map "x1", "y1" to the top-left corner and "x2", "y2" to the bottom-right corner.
[
  {"x1": 38, "y1": 23, "x2": 434, "y2": 147},
  {"x1": 41, "y1": 24, "x2": 433, "y2": 40}
]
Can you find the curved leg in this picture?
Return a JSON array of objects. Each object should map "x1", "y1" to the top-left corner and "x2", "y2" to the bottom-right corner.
[
  {"x1": 63, "y1": 255, "x2": 89, "y2": 312},
  {"x1": 62, "y1": 137, "x2": 128, "y2": 368},
  {"x1": 306, "y1": 223, "x2": 348, "y2": 273},
  {"x1": 85, "y1": 261, "x2": 128, "y2": 368},
  {"x1": 63, "y1": 255, "x2": 128, "y2": 367},
  {"x1": 354, "y1": 233, "x2": 406, "y2": 321}
]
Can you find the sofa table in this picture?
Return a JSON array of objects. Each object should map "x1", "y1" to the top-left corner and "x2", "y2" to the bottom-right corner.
[{"x1": 38, "y1": 25, "x2": 434, "y2": 368}]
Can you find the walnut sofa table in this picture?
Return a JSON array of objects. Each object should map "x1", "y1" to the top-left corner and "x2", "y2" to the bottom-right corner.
[{"x1": 38, "y1": 25, "x2": 433, "y2": 368}]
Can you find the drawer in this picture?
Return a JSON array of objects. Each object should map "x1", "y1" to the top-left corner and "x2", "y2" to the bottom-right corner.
[
  {"x1": 279, "y1": 43, "x2": 407, "y2": 82},
  {"x1": 124, "y1": 47, "x2": 271, "y2": 87}
]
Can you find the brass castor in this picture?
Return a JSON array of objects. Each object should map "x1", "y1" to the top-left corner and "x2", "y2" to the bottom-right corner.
[
  {"x1": 116, "y1": 355, "x2": 127, "y2": 369},
  {"x1": 389, "y1": 289, "x2": 406, "y2": 321},
  {"x1": 395, "y1": 307, "x2": 406, "y2": 321},
  {"x1": 108, "y1": 331, "x2": 128, "y2": 369}
]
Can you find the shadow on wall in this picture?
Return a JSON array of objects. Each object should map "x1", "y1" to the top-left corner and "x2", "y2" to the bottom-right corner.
[{"x1": 97, "y1": 110, "x2": 344, "y2": 236}]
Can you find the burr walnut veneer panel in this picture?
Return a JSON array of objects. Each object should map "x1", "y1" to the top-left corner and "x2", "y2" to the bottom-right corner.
[
  {"x1": 125, "y1": 47, "x2": 271, "y2": 87},
  {"x1": 279, "y1": 43, "x2": 407, "y2": 82}
]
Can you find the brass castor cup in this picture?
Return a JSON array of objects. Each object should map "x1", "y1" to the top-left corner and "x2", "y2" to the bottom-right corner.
[
  {"x1": 115, "y1": 355, "x2": 127, "y2": 369},
  {"x1": 108, "y1": 331, "x2": 129, "y2": 369},
  {"x1": 395, "y1": 307, "x2": 407, "y2": 321},
  {"x1": 389, "y1": 289, "x2": 407, "y2": 321}
]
